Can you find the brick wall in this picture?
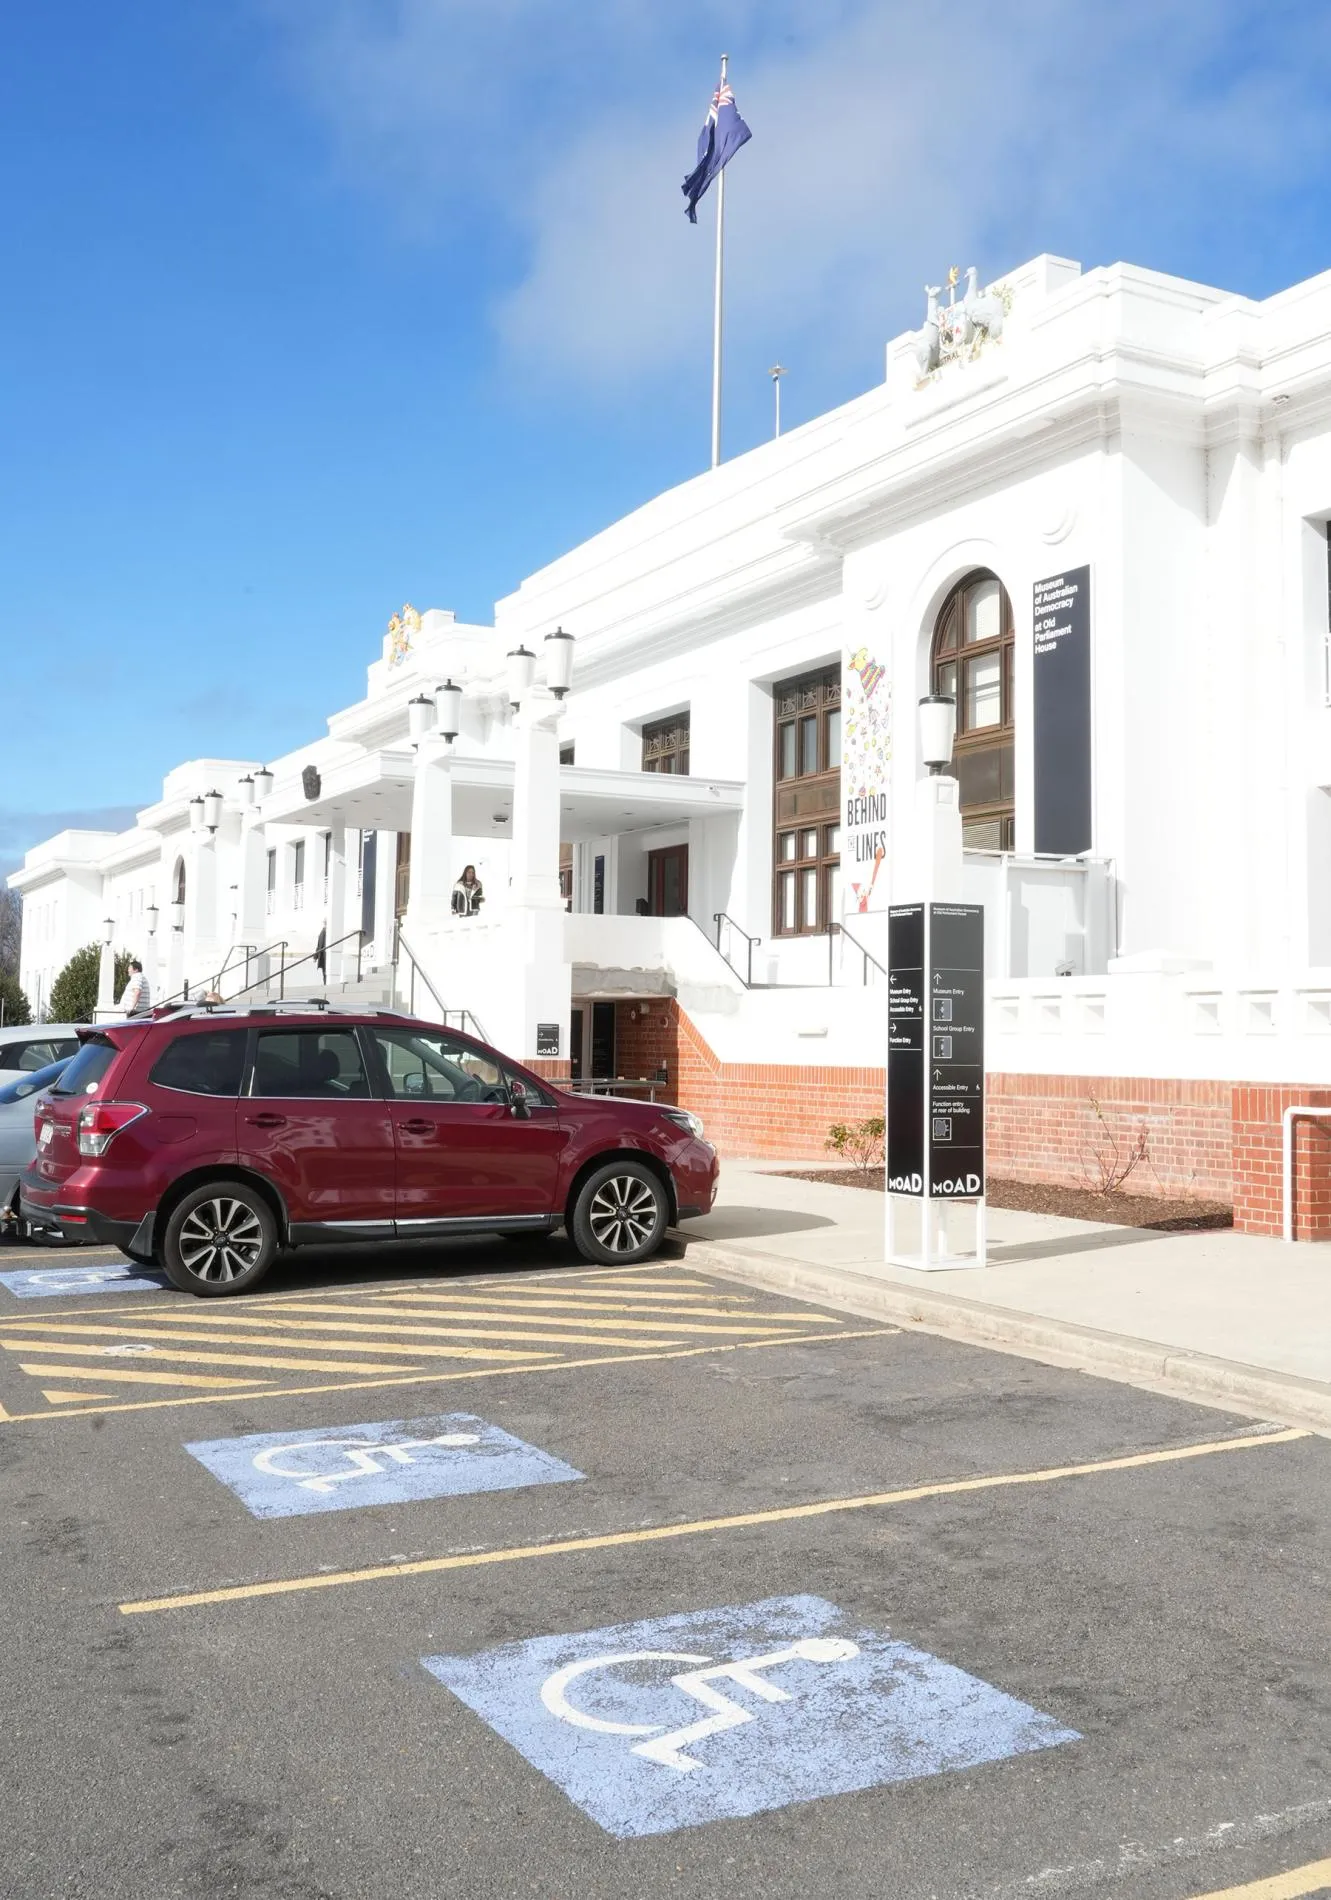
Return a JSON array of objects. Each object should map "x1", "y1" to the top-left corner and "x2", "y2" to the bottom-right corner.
[
  {"x1": 1231, "y1": 1087, "x2": 1331, "y2": 1239},
  {"x1": 985, "y1": 1074, "x2": 1232, "y2": 1202},
  {"x1": 570, "y1": 994, "x2": 1331, "y2": 1235}
]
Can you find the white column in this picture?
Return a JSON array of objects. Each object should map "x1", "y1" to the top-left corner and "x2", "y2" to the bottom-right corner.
[
  {"x1": 405, "y1": 737, "x2": 456, "y2": 934},
  {"x1": 96, "y1": 938, "x2": 115, "y2": 1015},
  {"x1": 909, "y1": 775, "x2": 963, "y2": 903},
  {"x1": 326, "y1": 820, "x2": 349, "y2": 981},
  {"x1": 509, "y1": 708, "x2": 564, "y2": 910},
  {"x1": 373, "y1": 830, "x2": 397, "y2": 967},
  {"x1": 493, "y1": 704, "x2": 571, "y2": 1062}
]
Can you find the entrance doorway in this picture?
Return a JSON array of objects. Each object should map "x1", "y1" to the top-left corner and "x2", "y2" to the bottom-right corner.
[
  {"x1": 590, "y1": 1001, "x2": 616, "y2": 1079},
  {"x1": 395, "y1": 832, "x2": 411, "y2": 918},
  {"x1": 647, "y1": 844, "x2": 689, "y2": 917}
]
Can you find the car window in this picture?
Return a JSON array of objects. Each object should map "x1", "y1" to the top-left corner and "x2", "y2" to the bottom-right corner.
[
  {"x1": 370, "y1": 1030, "x2": 513, "y2": 1104},
  {"x1": 0, "y1": 1058, "x2": 70, "y2": 1105},
  {"x1": 149, "y1": 1030, "x2": 247, "y2": 1097},
  {"x1": 49, "y1": 1038, "x2": 118, "y2": 1097},
  {"x1": 250, "y1": 1029, "x2": 370, "y2": 1099}
]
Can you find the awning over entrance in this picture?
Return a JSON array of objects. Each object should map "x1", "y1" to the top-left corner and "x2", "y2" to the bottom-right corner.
[{"x1": 263, "y1": 753, "x2": 744, "y2": 841}]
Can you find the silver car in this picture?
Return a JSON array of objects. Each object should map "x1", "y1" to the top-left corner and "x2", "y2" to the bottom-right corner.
[
  {"x1": 0, "y1": 1058, "x2": 73, "y2": 1238},
  {"x1": 0, "y1": 1025, "x2": 85, "y2": 1086}
]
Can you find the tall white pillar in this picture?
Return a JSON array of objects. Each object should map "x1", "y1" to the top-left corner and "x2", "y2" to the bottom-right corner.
[
  {"x1": 96, "y1": 938, "x2": 116, "y2": 1015},
  {"x1": 493, "y1": 704, "x2": 571, "y2": 1063},
  {"x1": 326, "y1": 820, "x2": 349, "y2": 981},
  {"x1": 910, "y1": 775, "x2": 963, "y2": 903},
  {"x1": 405, "y1": 738, "x2": 456, "y2": 934},
  {"x1": 372, "y1": 830, "x2": 397, "y2": 968},
  {"x1": 509, "y1": 708, "x2": 564, "y2": 910}
]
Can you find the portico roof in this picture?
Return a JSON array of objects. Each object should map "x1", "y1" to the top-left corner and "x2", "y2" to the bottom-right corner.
[{"x1": 261, "y1": 748, "x2": 744, "y2": 841}]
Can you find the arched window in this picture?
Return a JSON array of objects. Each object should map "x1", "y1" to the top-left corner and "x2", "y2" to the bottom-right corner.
[{"x1": 931, "y1": 570, "x2": 1015, "y2": 850}]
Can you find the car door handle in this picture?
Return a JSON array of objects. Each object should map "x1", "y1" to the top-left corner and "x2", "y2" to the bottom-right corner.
[
  {"x1": 245, "y1": 1113, "x2": 287, "y2": 1129},
  {"x1": 398, "y1": 1118, "x2": 433, "y2": 1135}
]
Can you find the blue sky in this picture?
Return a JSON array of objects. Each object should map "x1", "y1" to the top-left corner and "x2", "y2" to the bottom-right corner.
[{"x1": 5, "y1": 0, "x2": 1331, "y2": 872}]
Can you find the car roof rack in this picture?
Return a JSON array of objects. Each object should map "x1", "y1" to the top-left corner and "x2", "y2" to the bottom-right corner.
[{"x1": 145, "y1": 1001, "x2": 417, "y2": 1024}]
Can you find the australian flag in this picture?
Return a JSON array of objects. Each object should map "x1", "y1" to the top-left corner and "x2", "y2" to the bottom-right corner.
[{"x1": 682, "y1": 76, "x2": 752, "y2": 222}]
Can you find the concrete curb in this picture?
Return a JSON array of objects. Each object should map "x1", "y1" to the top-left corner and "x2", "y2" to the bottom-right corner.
[{"x1": 682, "y1": 1238, "x2": 1331, "y2": 1436}]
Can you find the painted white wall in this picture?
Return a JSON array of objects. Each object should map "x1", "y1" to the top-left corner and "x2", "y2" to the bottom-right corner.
[{"x1": 15, "y1": 251, "x2": 1331, "y2": 1070}]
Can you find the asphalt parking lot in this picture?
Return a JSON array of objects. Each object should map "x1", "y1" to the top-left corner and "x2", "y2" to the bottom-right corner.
[{"x1": 2, "y1": 1235, "x2": 1329, "y2": 1900}]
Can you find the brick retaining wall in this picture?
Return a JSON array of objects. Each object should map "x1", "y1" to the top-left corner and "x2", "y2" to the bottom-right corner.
[{"x1": 588, "y1": 997, "x2": 1331, "y2": 1240}]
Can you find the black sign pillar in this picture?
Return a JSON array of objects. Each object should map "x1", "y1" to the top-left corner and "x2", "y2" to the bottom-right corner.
[
  {"x1": 886, "y1": 900, "x2": 986, "y2": 1267},
  {"x1": 1032, "y1": 565, "x2": 1092, "y2": 856}
]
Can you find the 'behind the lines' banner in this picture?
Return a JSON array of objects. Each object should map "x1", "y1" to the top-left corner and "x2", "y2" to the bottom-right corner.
[{"x1": 842, "y1": 639, "x2": 893, "y2": 914}]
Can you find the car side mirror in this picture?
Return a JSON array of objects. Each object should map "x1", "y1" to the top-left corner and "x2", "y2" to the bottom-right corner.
[{"x1": 509, "y1": 1079, "x2": 532, "y2": 1120}]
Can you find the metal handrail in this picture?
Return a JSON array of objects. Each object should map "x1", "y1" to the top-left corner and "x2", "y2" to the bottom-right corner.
[
  {"x1": 709, "y1": 910, "x2": 759, "y2": 987},
  {"x1": 567, "y1": 1077, "x2": 665, "y2": 1102},
  {"x1": 393, "y1": 923, "x2": 446, "y2": 1022},
  {"x1": 830, "y1": 920, "x2": 886, "y2": 985},
  {"x1": 213, "y1": 929, "x2": 363, "y2": 1005}
]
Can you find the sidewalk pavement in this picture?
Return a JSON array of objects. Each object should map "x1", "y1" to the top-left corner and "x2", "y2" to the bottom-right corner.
[{"x1": 681, "y1": 1164, "x2": 1331, "y2": 1435}]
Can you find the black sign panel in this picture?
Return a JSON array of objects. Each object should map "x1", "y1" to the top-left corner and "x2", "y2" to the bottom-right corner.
[
  {"x1": 535, "y1": 1022, "x2": 561, "y2": 1058},
  {"x1": 1033, "y1": 565, "x2": 1092, "y2": 856},
  {"x1": 886, "y1": 905, "x2": 925, "y2": 1193},
  {"x1": 928, "y1": 903, "x2": 985, "y2": 1198}
]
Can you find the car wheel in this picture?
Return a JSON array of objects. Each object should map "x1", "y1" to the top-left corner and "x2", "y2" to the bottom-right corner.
[
  {"x1": 570, "y1": 1160, "x2": 669, "y2": 1265},
  {"x1": 161, "y1": 1182, "x2": 278, "y2": 1297}
]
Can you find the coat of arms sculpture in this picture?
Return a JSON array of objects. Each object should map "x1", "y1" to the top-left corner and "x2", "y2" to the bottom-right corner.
[
  {"x1": 386, "y1": 602, "x2": 423, "y2": 668},
  {"x1": 912, "y1": 266, "x2": 1013, "y2": 386}
]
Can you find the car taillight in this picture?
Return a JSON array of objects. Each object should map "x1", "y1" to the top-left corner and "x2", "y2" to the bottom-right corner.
[{"x1": 77, "y1": 1101, "x2": 148, "y2": 1158}]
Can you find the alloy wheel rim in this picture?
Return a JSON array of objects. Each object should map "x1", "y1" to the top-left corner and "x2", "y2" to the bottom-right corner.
[
  {"x1": 178, "y1": 1197, "x2": 264, "y2": 1282},
  {"x1": 587, "y1": 1176, "x2": 660, "y2": 1254}
]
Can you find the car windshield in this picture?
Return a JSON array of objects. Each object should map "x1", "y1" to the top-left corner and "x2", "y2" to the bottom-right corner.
[{"x1": 0, "y1": 1057, "x2": 72, "y2": 1104}]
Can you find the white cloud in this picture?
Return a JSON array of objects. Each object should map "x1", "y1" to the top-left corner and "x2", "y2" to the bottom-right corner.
[{"x1": 264, "y1": 0, "x2": 1331, "y2": 394}]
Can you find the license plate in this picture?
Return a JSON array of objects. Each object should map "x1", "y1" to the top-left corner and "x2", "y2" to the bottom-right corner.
[{"x1": 38, "y1": 1123, "x2": 53, "y2": 1148}]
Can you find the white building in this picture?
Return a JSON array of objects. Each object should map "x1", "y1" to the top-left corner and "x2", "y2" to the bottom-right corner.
[{"x1": 13, "y1": 253, "x2": 1331, "y2": 1233}]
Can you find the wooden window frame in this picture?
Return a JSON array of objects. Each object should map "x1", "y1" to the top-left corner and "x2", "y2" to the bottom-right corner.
[
  {"x1": 642, "y1": 714, "x2": 690, "y2": 776},
  {"x1": 931, "y1": 570, "x2": 1016, "y2": 851},
  {"x1": 772, "y1": 666, "x2": 841, "y2": 936}
]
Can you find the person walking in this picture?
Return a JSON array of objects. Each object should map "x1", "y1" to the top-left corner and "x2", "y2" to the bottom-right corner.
[
  {"x1": 118, "y1": 958, "x2": 153, "y2": 1017},
  {"x1": 451, "y1": 865, "x2": 484, "y2": 917}
]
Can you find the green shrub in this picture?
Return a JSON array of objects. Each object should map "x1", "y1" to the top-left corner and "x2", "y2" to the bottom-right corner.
[
  {"x1": 48, "y1": 944, "x2": 132, "y2": 1024},
  {"x1": 825, "y1": 1115, "x2": 885, "y2": 1179},
  {"x1": 0, "y1": 971, "x2": 31, "y2": 1026}
]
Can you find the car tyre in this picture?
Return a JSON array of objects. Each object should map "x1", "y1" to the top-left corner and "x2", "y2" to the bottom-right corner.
[
  {"x1": 570, "y1": 1160, "x2": 669, "y2": 1266},
  {"x1": 161, "y1": 1181, "x2": 278, "y2": 1297}
]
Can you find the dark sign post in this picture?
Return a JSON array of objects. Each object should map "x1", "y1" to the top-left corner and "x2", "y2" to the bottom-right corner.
[
  {"x1": 535, "y1": 1023, "x2": 561, "y2": 1059},
  {"x1": 886, "y1": 900, "x2": 986, "y2": 1268},
  {"x1": 1033, "y1": 566, "x2": 1092, "y2": 856},
  {"x1": 886, "y1": 906, "x2": 925, "y2": 1195}
]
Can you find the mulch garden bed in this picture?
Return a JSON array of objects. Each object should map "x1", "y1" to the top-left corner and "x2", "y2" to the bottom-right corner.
[{"x1": 777, "y1": 1167, "x2": 1233, "y2": 1233}]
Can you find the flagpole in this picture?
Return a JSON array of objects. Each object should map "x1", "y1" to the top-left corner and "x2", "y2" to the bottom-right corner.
[{"x1": 710, "y1": 52, "x2": 728, "y2": 470}]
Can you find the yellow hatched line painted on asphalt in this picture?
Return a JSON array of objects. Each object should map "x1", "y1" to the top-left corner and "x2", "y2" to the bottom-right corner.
[
  {"x1": 118, "y1": 1424, "x2": 1309, "y2": 1615},
  {"x1": 373, "y1": 1289, "x2": 831, "y2": 1322},
  {"x1": 42, "y1": 1389, "x2": 120, "y2": 1404},
  {"x1": 327, "y1": 1299, "x2": 831, "y2": 1340},
  {"x1": 1, "y1": 1322, "x2": 577, "y2": 1368},
  {"x1": 48, "y1": 1310, "x2": 693, "y2": 1354},
  {"x1": 21, "y1": 1363, "x2": 270, "y2": 1390},
  {"x1": 2, "y1": 1338, "x2": 443, "y2": 1377},
  {"x1": 0, "y1": 1325, "x2": 900, "y2": 1424},
  {"x1": 1187, "y1": 1858, "x2": 1331, "y2": 1898},
  {"x1": 222, "y1": 1296, "x2": 783, "y2": 1339}
]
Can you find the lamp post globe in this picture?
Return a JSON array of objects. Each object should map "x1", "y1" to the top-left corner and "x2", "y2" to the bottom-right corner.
[
  {"x1": 544, "y1": 627, "x2": 575, "y2": 699},
  {"x1": 506, "y1": 644, "x2": 536, "y2": 710},
  {"x1": 918, "y1": 694, "x2": 957, "y2": 776}
]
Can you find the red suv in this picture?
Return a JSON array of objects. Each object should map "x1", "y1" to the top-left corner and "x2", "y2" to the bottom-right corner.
[{"x1": 20, "y1": 1006, "x2": 718, "y2": 1297}]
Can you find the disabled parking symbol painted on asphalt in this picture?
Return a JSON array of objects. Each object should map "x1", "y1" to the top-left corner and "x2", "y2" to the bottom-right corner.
[
  {"x1": 185, "y1": 1412, "x2": 585, "y2": 1518},
  {"x1": 421, "y1": 1594, "x2": 1080, "y2": 1837},
  {"x1": 0, "y1": 1263, "x2": 168, "y2": 1299}
]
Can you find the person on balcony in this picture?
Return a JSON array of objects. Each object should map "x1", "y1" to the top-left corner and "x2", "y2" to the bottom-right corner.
[{"x1": 451, "y1": 865, "x2": 484, "y2": 917}]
